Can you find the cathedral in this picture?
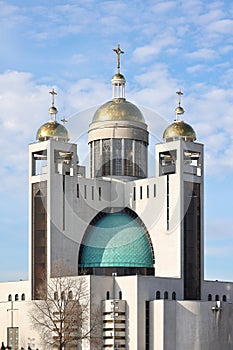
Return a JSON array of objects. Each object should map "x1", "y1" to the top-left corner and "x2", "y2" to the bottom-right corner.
[{"x1": 1, "y1": 45, "x2": 233, "y2": 350}]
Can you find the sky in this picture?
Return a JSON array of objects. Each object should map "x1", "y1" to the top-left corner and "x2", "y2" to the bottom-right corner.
[{"x1": 0, "y1": 0, "x2": 233, "y2": 282}]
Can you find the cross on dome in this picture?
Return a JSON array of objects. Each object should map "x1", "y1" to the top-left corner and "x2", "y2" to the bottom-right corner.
[
  {"x1": 48, "y1": 88, "x2": 58, "y2": 121},
  {"x1": 49, "y1": 88, "x2": 57, "y2": 107},
  {"x1": 175, "y1": 89, "x2": 184, "y2": 120},
  {"x1": 113, "y1": 44, "x2": 124, "y2": 74}
]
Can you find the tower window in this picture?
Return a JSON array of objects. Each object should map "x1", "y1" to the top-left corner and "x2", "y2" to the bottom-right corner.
[
  {"x1": 215, "y1": 294, "x2": 220, "y2": 301},
  {"x1": 133, "y1": 187, "x2": 136, "y2": 201},
  {"x1": 92, "y1": 186, "x2": 94, "y2": 200},
  {"x1": 159, "y1": 150, "x2": 176, "y2": 176},
  {"x1": 84, "y1": 185, "x2": 87, "y2": 199},
  {"x1": 99, "y1": 187, "x2": 102, "y2": 201},
  {"x1": 15, "y1": 294, "x2": 19, "y2": 301},
  {"x1": 156, "y1": 291, "x2": 160, "y2": 300},
  {"x1": 140, "y1": 186, "x2": 143, "y2": 200},
  {"x1": 21, "y1": 293, "x2": 25, "y2": 301},
  {"x1": 77, "y1": 184, "x2": 80, "y2": 198},
  {"x1": 145, "y1": 300, "x2": 150, "y2": 350},
  {"x1": 119, "y1": 291, "x2": 122, "y2": 300},
  {"x1": 172, "y1": 292, "x2": 176, "y2": 300},
  {"x1": 208, "y1": 294, "x2": 212, "y2": 301},
  {"x1": 102, "y1": 139, "x2": 111, "y2": 176},
  {"x1": 183, "y1": 150, "x2": 201, "y2": 176},
  {"x1": 164, "y1": 291, "x2": 168, "y2": 300},
  {"x1": 106, "y1": 291, "x2": 110, "y2": 300},
  {"x1": 222, "y1": 295, "x2": 227, "y2": 302},
  {"x1": 166, "y1": 175, "x2": 170, "y2": 230},
  {"x1": 147, "y1": 185, "x2": 149, "y2": 198},
  {"x1": 8, "y1": 294, "x2": 12, "y2": 302},
  {"x1": 154, "y1": 184, "x2": 156, "y2": 197},
  {"x1": 32, "y1": 150, "x2": 47, "y2": 176}
]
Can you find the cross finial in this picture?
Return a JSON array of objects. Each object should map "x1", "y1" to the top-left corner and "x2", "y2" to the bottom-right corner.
[
  {"x1": 176, "y1": 89, "x2": 183, "y2": 107},
  {"x1": 49, "y1": 88, "x2": 57, "y2": 107},
  {"x1": 175, "y1": 89, "x2": 184, "y2": 120},
  {"x1": 113, "y1": 44, "x2": 124, "y2": 73},
  {"x1": 61, "y1": 118, "x2": 68, "y2": 126}
]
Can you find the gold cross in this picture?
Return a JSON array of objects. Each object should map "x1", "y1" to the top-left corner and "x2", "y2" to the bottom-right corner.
[
  {"x1": 113, "y1": 44, "x2": 124, "y2": 73},
  {"x1": 49, "y1": 88, "x2": 57, "y2": 107},
  {"x1": 61, "y1": 118, "x2": 68, "y2": 126},
  {"x1": 176, "y1": 89, "x2": 183, "y2": 107}
]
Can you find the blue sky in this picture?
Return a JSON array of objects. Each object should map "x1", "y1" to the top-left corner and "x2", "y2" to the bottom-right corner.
[{"x1": 0, "y1": 0, "x2": 233, "y2": 282}]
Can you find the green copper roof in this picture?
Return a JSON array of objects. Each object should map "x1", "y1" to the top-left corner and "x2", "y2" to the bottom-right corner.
[{"x1": 79, "y1": 212, "x2": 153, "y2": 268}]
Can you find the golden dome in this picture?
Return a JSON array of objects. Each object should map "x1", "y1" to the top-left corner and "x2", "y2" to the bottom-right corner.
[
  {"x1": 36, "y1": 120, "x2": 70, "y2": 142},
  {"x1": 163, "y1": 120, "x2": 196, "y2": 142},
  {"x1": 112, "y1": 73, "x2": 126, "y2": 80},
  {"x1": 92, "y1": 99, "x2": 145, "y2": 123},
  {"x1": 175, "y1": 106, "x2": 184, "y2": 115},
  {"x1": 48, "y1": 106, "x2": 58, "y2": 115}
]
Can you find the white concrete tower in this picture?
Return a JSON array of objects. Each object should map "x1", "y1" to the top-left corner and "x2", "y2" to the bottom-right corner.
[
  {"x1": 155, "y1": 90, "x2": 204, "y2": 299},
  {"x1": 28, "y1": 90, "x2": 78, "y2": 299}
]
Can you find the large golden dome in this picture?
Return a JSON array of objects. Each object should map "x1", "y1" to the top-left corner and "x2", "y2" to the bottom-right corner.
[
  {"x1": 92, "y1": 99, "x2": 145, "y2": 123},
  {"x1": 36, "y1": 120, "x2": 69, "y2": 142},
  {"x1": 163, "y1": 120, "x2": 196, "y2": 142}
]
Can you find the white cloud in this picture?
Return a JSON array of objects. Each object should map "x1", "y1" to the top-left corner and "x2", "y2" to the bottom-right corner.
[
  {"x1": 185, "y1": 48, "x2": 216, "y2": 60},
  {"x1": 207, "y1": 19, "x2": 233, "y2": 34},
  {"x1": 132, "y1": 36, "x2": 177, "y2": 63},
  {"x1": 186, "y1": 64, "x2": 207, "y2": 73}
]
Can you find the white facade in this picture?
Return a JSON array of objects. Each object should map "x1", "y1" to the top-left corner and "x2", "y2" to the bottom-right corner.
[{"x1": 1, "y1": 61, "x2": 233, "y2": 349}]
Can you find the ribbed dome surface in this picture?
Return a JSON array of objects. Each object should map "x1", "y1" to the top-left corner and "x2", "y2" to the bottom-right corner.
[
  {"x1": 92, "y1": 99, "x2": 145, "y2": 123},
  {"x1": 163, "y1": 120, "x2": 196, "y2": 142},
  {"x1": 79, "y1": 212, "x2": 153, "y2": 268},
  {"x1": 36, "y1": 121, "x2": 69, "y2": 142}
]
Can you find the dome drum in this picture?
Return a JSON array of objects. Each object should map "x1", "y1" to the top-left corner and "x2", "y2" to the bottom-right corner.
[{"x1": 88, "y1": 120, "x2": 149, "y2": 144}]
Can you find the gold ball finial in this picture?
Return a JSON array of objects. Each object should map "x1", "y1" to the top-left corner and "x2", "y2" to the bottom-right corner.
[
  {"x1": 49, "y1": 89, "x2": 58, "y2": 120},
  {"x1": 175, "y1": 89, "x2": 184, "y2": 119}
]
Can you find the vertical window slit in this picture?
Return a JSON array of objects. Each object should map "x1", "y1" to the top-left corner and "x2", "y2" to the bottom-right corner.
[
  {"x1": 63, "y1": 175, "x2": 65, "y2": 231},
  {"x1": 167, "y1": 175, "x2": 169, "y2": 230}
]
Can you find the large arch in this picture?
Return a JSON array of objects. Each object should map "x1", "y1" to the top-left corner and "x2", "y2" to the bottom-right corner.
[{"x1": 78, "y1": 207, "x2": 155, "y2": 276}]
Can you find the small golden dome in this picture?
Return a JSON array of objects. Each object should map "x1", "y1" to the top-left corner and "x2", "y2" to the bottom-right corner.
[
  {"x1": 92, "y1": 99, "x2": 145, "y2": 123},
  {"x1": 112, "y1": 73, "x2": 126, "y2": 81},
  {"x1": 163, "y1": 120, "x2": 196, "y2": 142},
  {"x1": 175, "y1": 106, "x2": 184, "y2": 115},
  {"x1": 36, "y1": 120, "x2": 69, "y2": 142},
  {"x1": 48, "y1": 106, "x2": 58, "y2": 115}
]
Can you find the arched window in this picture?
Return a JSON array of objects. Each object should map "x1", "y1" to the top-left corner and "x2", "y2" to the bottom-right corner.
[
  {"x1": 68, "y1": 291, "x2": 73, "y2": 300},
  {"x1": 21, "y1": 293, "x2": 25, "y2": 301},
  {"x1": 54, "y1": 292, "x2": 58, "y2": 300},
  {"x1": 208, "y1": 294, "x2": 212, "y2": 301},
  {"x1": 215, "y1": 294, "x2": 219, "y2": 301},
  {"x1": 106, "y1": 291, "x2": 110, "y2": 300},
  {"x1": 119, "y1": 291, "x2": 122, "y2": 300},
  {"x1": 15, "y1": 294, "x2": 19, "y2": 301},
  {"x1": 61, "y1": 291, "x2": 65, "y2": 300},
  {"x1": 156, "y1": 291, "x2": 160, "y2": 300},
  {"x1": 164, "y1": 291, "x2": 168, "y2": 300},
  {"x1": 222, "y1": 295, "x2": 227, "y2": 302},
  {"x1": 172, "y1": 292, "x2": 176, "y2": 300},
  {"x1": 8, "y1": 294, "x2": 12, "y2": 301}
]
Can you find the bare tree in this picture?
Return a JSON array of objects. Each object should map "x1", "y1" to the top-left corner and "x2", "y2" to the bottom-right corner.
[{"x1": 31, "y1": 263, "x2": 102, "y2": 350}]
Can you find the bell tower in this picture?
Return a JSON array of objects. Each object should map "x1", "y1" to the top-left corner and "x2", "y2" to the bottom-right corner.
[
  {"x1": 156, "y1": 90, "x2": 204, "y2": 300},
  {"x1": 29, "y1": 90, "x2": 78, "y2": 299}
]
